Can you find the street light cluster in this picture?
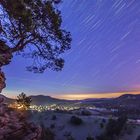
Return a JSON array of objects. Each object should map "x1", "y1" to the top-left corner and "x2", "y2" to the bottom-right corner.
[
  {"x1": 9, "y1": 101, "x2": 95, "y2": 112},
  {"x1": 29, "y1": 104, "x2": 81, "y2": 112}
]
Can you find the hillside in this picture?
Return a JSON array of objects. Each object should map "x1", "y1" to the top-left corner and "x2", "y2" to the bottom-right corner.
[
  {"x1": 30, "y1": 95, "x2": 74, "y2": 105},
  {"x1": 1, "y1": 93, "x2": 140, "y2": 107},
  {"x1": 0, "y1": 94, "x2": 14, "y2": 104},
  {"x1": 0, "y1": 94, "x2": 75, "y2": 105}
]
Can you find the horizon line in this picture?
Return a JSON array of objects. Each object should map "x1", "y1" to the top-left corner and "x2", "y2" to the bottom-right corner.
[{"x1": 2, "y1": 91, "x2": 140, "y2": 100}]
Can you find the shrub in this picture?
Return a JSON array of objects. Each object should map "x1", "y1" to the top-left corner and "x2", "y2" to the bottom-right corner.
[
  {"x1": 86, "y1": 135, "x2": 94, "y2": 140},
  {"x1": 96, "y1": 135, "x2": 112, "y2": 140},
  {"x1": 52, "y1": 115, "x2": 57, "y2": 120},
  {"x1": 126, "y1": 126, "x2": 133, "y2": 135},
  {"x1": 136, "y1": 135, "x2": 140, "y2": 140},
  {"x1": 41, "y1": 124, "x2": 55, "y2": 140},
  {"x1": 67, "y1": 135, "x2": 75, "y2": 140},
  {"x1": 102, "y1": 119, "x2": 106, "y2": 123},
  {"x1": 16, "y1": 92, "x2": 32, "y2": 110},
  {"x1": 70, "y1": 116, "x2": 83, "y2": 125},
  {"x1": 100, "y1": 123, "x2": 104, "y2": 128},
  {"x1": 94, "y1": 119, "x2": 99, "y2": 124},
  {"x1": 97, "y1": 115, "x2": 128, "y2": 140},
  {"x1": 50, "y1": 123, "x2": 55, "y2": 129},
  {"x1": 64, "y1": 131, "x2": 75, "y2": 140},
  {"x1": 81, "y1": 110, "x2": 92, "y2": 116}
]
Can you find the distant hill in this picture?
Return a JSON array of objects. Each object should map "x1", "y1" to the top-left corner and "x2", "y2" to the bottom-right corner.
[
  {"x1": 83, "y1": 98, "x2": 111, "y2": 102},
  {"x1": 1, "y1": 93, "x2": 140, "y2": 106},
  {"x1": 29, "y1": 94, "x2": 140, "y2": 106},
  {"x1": 0, "y1": 94, "x2": 14, "y2": 104},
  {"x1": 84, "y1": 94, "x2": 140, "y2": 102},
  {"x1": 116, "y1": 94, "x2": 140, "y2": 100},
  {"x1": 29, "y1": 95, "x2": 74, "y2": 105},
  {"x1": 0, "y1": 94, "x2": 75, "y2": 105},
  {"x1": 83, "y1": 94, "x2": 140, "y2": 109},
  {"x1": 114, "y1": 94, "x2": 140, "y2": 106}
]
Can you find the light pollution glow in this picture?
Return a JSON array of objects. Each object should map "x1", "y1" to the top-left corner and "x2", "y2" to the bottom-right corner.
[{"x1": 54, "y1": 91, "x2": 140, "y2": 100}]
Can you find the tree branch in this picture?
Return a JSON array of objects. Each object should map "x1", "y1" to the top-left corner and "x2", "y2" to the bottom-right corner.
[{"x1": 10, "y1": 37, "x2": 36, "y2": 53}]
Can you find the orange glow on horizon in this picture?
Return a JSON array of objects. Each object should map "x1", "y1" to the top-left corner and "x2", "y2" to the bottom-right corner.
[
  {"x1": 53, "y1": 91, "x2": 140, "y2": 100},
  {"x1": 2, "y1": 90, "x2": 140, "y2": 100}
]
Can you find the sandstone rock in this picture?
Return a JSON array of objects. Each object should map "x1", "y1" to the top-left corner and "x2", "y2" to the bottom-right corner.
[
  {"x1": 0, "y1": 69, "x2": 6, "y2": 92},
  {"x1": 0, "y1": 40, "x2": 13, "y2": 92},
  {"x1": 0, "y1": 98, "x2": 42, "y2": 140}
]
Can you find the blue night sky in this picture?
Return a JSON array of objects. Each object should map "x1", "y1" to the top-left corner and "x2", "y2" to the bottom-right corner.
[{"x1": 2, "y1": 0, "x2": 140, "y2": 99}]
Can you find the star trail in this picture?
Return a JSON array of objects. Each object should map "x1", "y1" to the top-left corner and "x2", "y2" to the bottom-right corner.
[{"x1": 2, "y1": 0, "x2": 140, "y2": 99}]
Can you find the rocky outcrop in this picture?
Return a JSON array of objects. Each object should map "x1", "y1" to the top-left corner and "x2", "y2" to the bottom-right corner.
[
  {"x1": 0, "y1": 40, "x2": 12, "y2": 92},
  {"x1": 0, "y1": 42, "x2": 44, "y2": 140},
  {"x1": 0, "y1": 98, "x2": 42, "y2": 140},
  {"x1": 0, "y1": 70, "x2": 6, "y2": 92}
]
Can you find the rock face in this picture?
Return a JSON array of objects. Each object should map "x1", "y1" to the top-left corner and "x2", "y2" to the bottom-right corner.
[
  {"x1": 0, "y1": 42, "x2": 44, "y2": 140},
  {"x1": 0, "y1": 98, "x2": 42, "y2": 140},
  {"x1": 0, "y1": 40, "x2": 13, "y2": 92},
  {"x1": 0, "y1": 70, "x2": 6, "y2": 92}
]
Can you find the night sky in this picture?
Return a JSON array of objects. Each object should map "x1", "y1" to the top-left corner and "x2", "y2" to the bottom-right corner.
[{"x1": 2, "y1": 0, "x2": 140, "y2": 99}]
